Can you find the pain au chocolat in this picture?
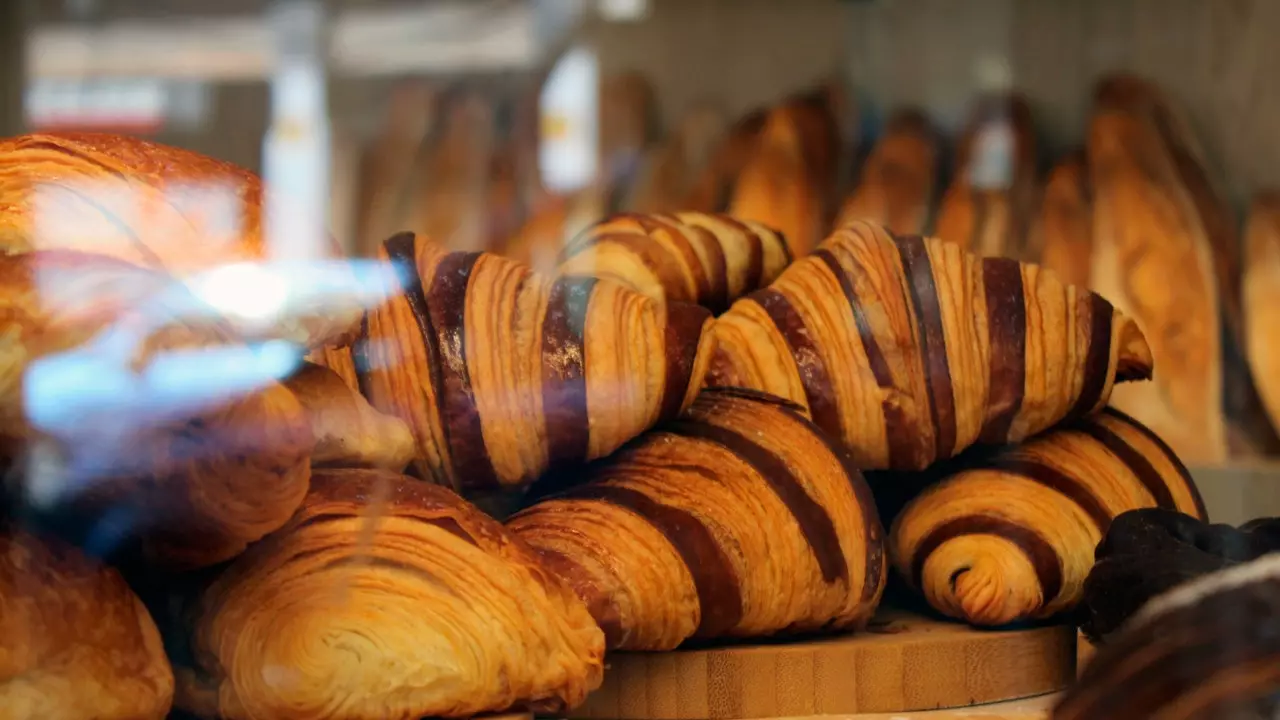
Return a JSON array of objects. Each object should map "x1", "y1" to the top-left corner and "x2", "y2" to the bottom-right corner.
[
  {"x1": 184, "y1": 468, "x2": 604, "y2": 720},
  {"x1": 556, "y1": 212, "x2": 791, "y2": 313},
  {"x1": 834, "y1": 108, "x2": 938, "y2": 236},
  {"x1": 313, "y1": 232, "x2": 715, "y2": 507},
  {"x1": 0, "y1": 525, "x2": 173, "y2": 720},
  {"x1": 891, "y1": 408, "x2": 1205, "y2": 626},
  {"x1": 507, "y1": 388, "x2": 886, "y2": 651},
  {"x1": 1056, "y1": 553, "x2": 1280, "y2": 720},
  {"x1": 0, "y1": 250, "x2": 313, "y2": 569},
  {"x1": 0, "y1": 132, "x2": 360, "y2": 347},
  {"x1": 709, "y1": 221, "x2": 1153, "y2": 471}
]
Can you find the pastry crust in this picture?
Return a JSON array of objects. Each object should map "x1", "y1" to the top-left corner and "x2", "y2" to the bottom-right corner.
[
  {"x1": 186, "y1": 468, "x2": 604, "y2": 720},
  {"x1": 891, "y1": 408, "x2": 1206, "y2": 626},
  {"x1": 508, "y1": 388, "x2": 886, "y2": 651},
  {"x1": 320, "y1": 233, "x2": 716, "y2": 504},
  {"x1": 728, "y1": 105, "x2": 826, "y2": 257},
  {"x1": 1035, "y1": 153, "x2": 1093, "y2": 288},
  {"x1": 0, "y1": 132, "x2": 359, "y2": 347},
  {"x1": 709, "y1": 222, "x2": 1152, "y2": 470},
  {"x1": 0, "y1": 526, "x2": 174, "y2": 720},
  {"x1": 558, "y1": 212, "x2": 791, "y2": 313},
  {"x1": 282, "y1": 362, "x2": 415, "y2": 471},
  {"x1": 835, "y1": 109, "x2": 937, "y2": 236},
  {"x1": 1244, "y1": 193, "x2": 1280, "y2": 433}
]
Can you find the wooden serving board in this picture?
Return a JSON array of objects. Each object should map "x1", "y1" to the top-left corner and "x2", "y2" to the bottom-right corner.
[{"x1": 572, "y1": 610, "x2": 1076, "y2": 719}]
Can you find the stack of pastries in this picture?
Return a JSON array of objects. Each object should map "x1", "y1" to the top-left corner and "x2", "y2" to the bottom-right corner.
[{"x1": 0, "y1": 84, "x2": 1241, "y2": 719}]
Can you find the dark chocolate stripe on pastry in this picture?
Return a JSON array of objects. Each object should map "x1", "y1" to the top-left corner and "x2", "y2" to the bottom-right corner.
[
  {"x1": 911, "y1": 514, "x2": 1063, "y2": 602},
  {"x1": 895, "y1": 235, "x2": 957, "y2": 460},
  {"x1": 541, "y1": 277, "x2": 597, "y2": 471},
  {"x1": 595, "y1": 233, "x2": 686, "y2": 299},
  {"x1": 1072, "y1": 416, "x2": 1177, "y2": 510},
  {"x1": 351, "y1": 312, "x2": 375, "y2": 403},
  {"x1": 979, "y1": 257, "x2": 1027, "y2": 443},
  {"x1": 668, "y1": 417, "x2": 848, "y2": 585},
  {"x1": 1066, "y1": 293, "x2": 1114, "y2": 419},
  {"x1": 719, "y1": 214, "x2": 766, "y2": 290},
  {"x1": 687, "y1": 224, "x2": 730, "y2": 311},
  {"x1": 383, "y1": 232, "x2": 449, "y2": 470},
  {"x1": 989, "y1": 458, "x2": 1111, "y2": 531},
  {"x1": 535, "y1": 546, "x2": 626, "y2": 647},
  {"x1": 1102, "y1": 407, "x2": 1207, "y2": 519},
  {"x1": 427, "y1": 251, "x2": 501, "y2": 491},
  {"x1": 423, "y1": 516, "x2": 479, "y2": 547},
  {"x1": 748, "y1": 288, "x2": 842, "y2": 440},
  {"x1": 654, "y1": 218, "x2": 713, "y2": 304},
  {"x1": 700, "y1": 386, "x2": 808, "y2": 414},
  {"x1": 563, "y1": 484, "x2": 743, "y2": 636},
  {"x1": 658, "y1": 302, "x2": 712, "y2": 422},
  {"x1": 812, "y1": 247, "x2": 915, "y2": 467}
]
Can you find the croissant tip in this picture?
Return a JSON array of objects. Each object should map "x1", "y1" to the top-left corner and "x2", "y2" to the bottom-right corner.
[{"x1": 1115, "y1": 315, "x2": 1154, "y2": 383}]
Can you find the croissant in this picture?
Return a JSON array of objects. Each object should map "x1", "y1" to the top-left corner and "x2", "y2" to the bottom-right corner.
[
  {"x1": 318, "y1": 232, "x2": 716, "y2": 509},
  {"x1": 1244, "y1": 193, "x2": 1280, "y2": 434},
  {"x1": 184, "y1": 468, "x2": 604, "y2": 720},
  {"x1": 834, "y1": 109, "x2": 937, "y2": 236},
  {"x1": 890, "y1": 408, "x2": 1206, "y2": 627},
  {"x1": 0, "y1": 525, "x2": 173, "y2": 720},
  {"x1": 507, "y1": 388, "x2": 886, "y2": 651},
  {"x1": 281, "y1": 361, "x2": 415, "y2": 471},
  {"x1": 0, "y1": 250, "x2": 314, "y2": 569},
  {"x1": 1035, "y1": 153, "x2": 1093, "y2": 288},
  {"x1": 556, "y1": 212, "x2": 791, "y2": 312},
  {"x1": 728, "y1": 105, "x2": 825, "y2": 257},
  {"x1": 1056, "y1": 554, "x2": 1280, "y2": 720},
  {"x1": 0, "y1": 132, "x2": 359, "y2": 347},
  {"x1": 709, "y1": 221, "x2": 1153, "y2": 470},
  {"x1": 682, "y1": 108, "x2": 768, "y2": 213},
  {"x1": 627, "y1": 104, "x2": 727, "y2": 214}
]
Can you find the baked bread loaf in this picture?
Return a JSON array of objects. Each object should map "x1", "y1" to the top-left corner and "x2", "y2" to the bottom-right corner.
[
  {"x1": 557, "y1": 212, "x2": 791, "y2": 313},
  {"x1": 0, "y1": 132, "x2": 359, "y2": 347},
  {"x1": 935, "y1": 94, "x2": 1038, "y2": 260},
  {"x1": 316, "y1": 232, "x2": 715, "y2": 509},
  {"x1": 508, "y1": 388, "x2": 886, "y2": 651},
  {"x1": 0, "y1": 250, "x2": 313, "y2": 569},
  {"x1": 1088, "y1": 86, "x2": 1228, "y2": 463},
  {"x1": 1035, "y1": 153, "x2": 1093, "y2": 288},
  {"x1": 709, "y1": 221, "x2": 1153, "y2": 470},
  {"x1": 728, "y1": 105, "x2": 825, "y2": 257},
  {"x1": 1244, "y1": 193, "x2": 1280, "y2": 433},
  {"x1": 834, "y1": 109, "x2": 937, "y2": 236},
  {"x1": 0, "y1": 525, "x2": 173, "y2": 720},
  {"x1": 184, "y1": 468, "x2": 604, "y2": 720},
  {"x1": 282, "y1": 362, "x2": 415, "y2": 471},
  {"x1": 891, "y1": 408, "x2": 1205, "y2": 626},
  {"x1": 1079, "y1": 508, "x2": 1280, "y2": 643},
  {"x1": 1057, "y1": 553, "x2": 1280, "y2": 720}
]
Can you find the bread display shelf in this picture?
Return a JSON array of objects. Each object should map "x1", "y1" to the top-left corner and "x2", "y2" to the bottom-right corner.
[{"x1": 573, "y1": 609, "x2": 1075, "y2": 720}]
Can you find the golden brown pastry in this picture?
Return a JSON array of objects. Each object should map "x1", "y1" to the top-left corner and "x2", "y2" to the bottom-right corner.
[
  {"x1": 935, "y1": 94, "x2": 1039, "y2": 260},
  {"x1": 507, "y1": 388, "x2": 885, "y2": 651},
  {"x1": 184, "y1": 468, "x2": 604, "y2": 720},
  {"x1": 835, "y1": 109, "x2": 937, "y2": 236},
  {"x1": 1035, "y1": 153, "x2": 1093, "y2": 288},
  {"x1": 0, "y1": 250, "x2": 313, "y2": 569},
  {"x1": 1088, "y1": 88, "x2": 1227, "y2": 463},
  {"x1": 1245, "y1": 193, "x2": 1280, "y2": 434},
  {"x1": 627, "y1": 104, "x2": 727, "y2": 215},
  {"x1": 683, "y1": 108, "x2": 769, "y2": 213},
  {"x1": 891, "y1": 407, "x2": 1206, "y2": 626},
  {"x1": 317, "y1": 232, "x2": 716, "y2": 509},
  {"x1": 709, "y1": 221, "x2": 1152, "y2": 471},
  {"x1": 728, "y1": 105, "x2": 825, "y2": 258},
  {"x1": 0, "y1": 525, "x2": 173, "y2": 720},
  {"x1": 282, "y1": 362, "x2": 414, "y2": 471},
  {"x1": 557, "y1": 212, "x2": 791, "y2": 313},
  {"x1": 1056, "y1": 553, "x2": 1280, "y2": 720},
  {"x1": 0, "y1": 132, "x2": 358, "y2": 347}
]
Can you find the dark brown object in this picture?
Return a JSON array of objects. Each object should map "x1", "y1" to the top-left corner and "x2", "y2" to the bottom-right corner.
[
  {"x1": 507, "y1": 388, "x2": 886, "y2": 651},
  {"x1": 709, "y1": 222, "x2": 1153, "y2": 470}
]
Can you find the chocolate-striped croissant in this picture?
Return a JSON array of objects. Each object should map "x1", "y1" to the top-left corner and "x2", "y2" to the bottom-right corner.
[
  {"x1": 890, "y1": 408, "x2": 1206, "y2": 626},
  {"x1": 507, "y1": 388, "x2": 886, "y2": 651},
  {"x1": 184, "y1": 468, "x2": 604, "y2": 720},
  {"x1": 556, "y1": 212, "x2": 792, "y2": 313},
  {"x1": 315, "y1": 232, "x2": 716, "y2": 508},
  {"x1": 709, "y1": 221, "x2": 1153, "y2": 471}
]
